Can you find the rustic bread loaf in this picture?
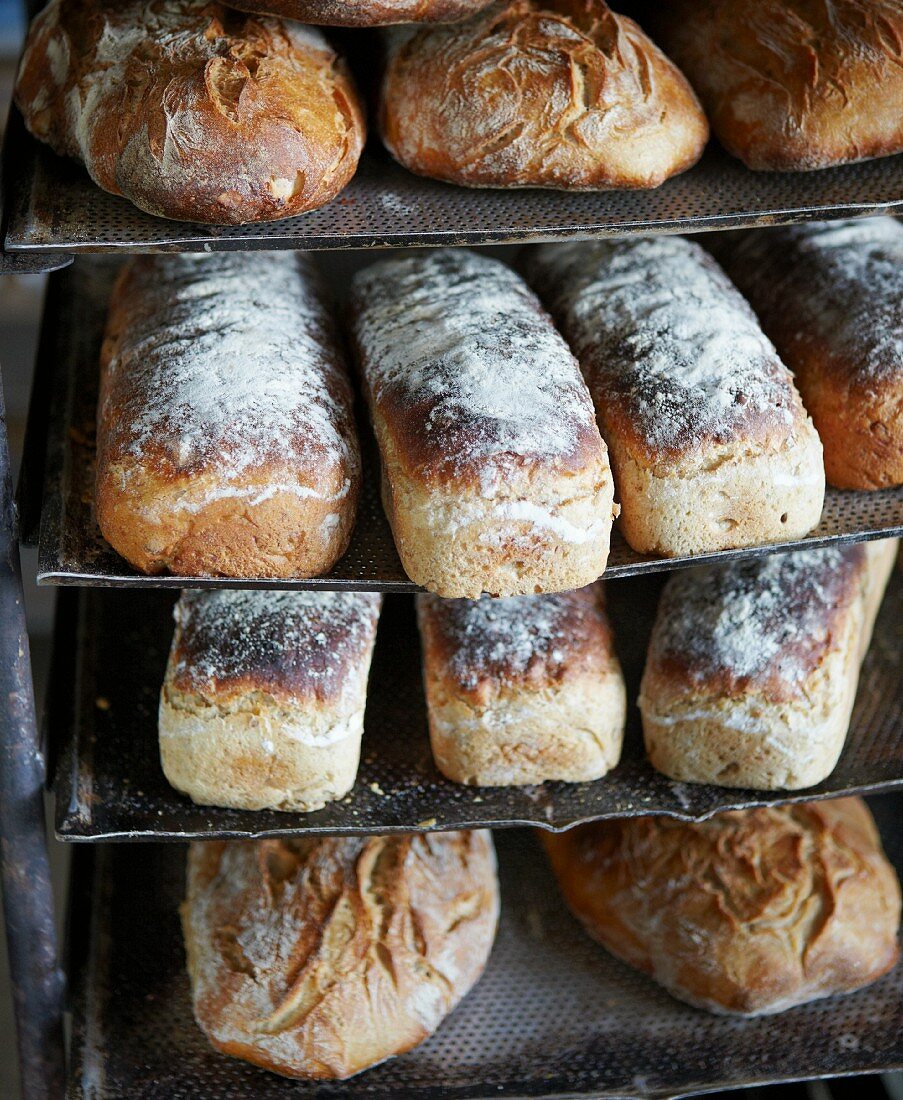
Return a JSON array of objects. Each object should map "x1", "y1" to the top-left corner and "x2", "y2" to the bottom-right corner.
[
  {"x1": 644, "y1": 0, "x2": 903, "y2": 171},
  {"x1": 159, "y1": 589, "x2": 381, "y2": 812},
  {"x1": 228, "y1": 0, "x2": 494, "y2": 25},
  {"x1": 527, "y1": 237, "x2": 825, "y2": 557},
  {"x1": 714, "y1": 219, "x2": 903, "y2": 490},
  {"x1": 638, "y1": 539, "x2": 898, "y2": 791},
  {"x1": 183, "y1": 830, "x2": 499, "y2": 1078},
  {"x1": 96, "y1": 252, "x2": 360, "y2": 579},
  {"x1": 380, "y1": 0, "x2": 708, "y2": 190},
  {"x1": 349, "y1": 248, "x2": 616, "y2": 598},
  {"x1": 543, "y1": 797, "x2": 901, "y2": 1016},
  {"x1": 14, "y1": 0, "x2": 365, "y2": 223},
  {"x1": 416, "y1": 584, "x2": 625, "y2": 785}
]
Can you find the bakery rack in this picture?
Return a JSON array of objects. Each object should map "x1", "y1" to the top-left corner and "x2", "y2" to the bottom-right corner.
[{"x1": 0, "y1": 1, "x2": 902, "y2": 1096}]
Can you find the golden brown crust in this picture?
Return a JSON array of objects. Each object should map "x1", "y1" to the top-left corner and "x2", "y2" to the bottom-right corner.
[
  {"x1": 15, "y1": 0, "x2": 365, "y2": 224},
  {"x1": 645, "y1": 0, "x2": 903, "y2": 171},
  {"x1": 543, "y1": 798, "x2": 901, "y2": 1016},
  {"x1": 95, "y1": 253, "x2": 360, "y2": 579},
  {"x1": 715, "y1": 219, "x2": 903, "y2": 491},
  {"x1": 183, "y1": 831, "x2": 499, "y2": 1079},
  {"x1": 227, "y1": 0, "x2": 494, "y2": 25},
  {"x1": 380, "y1": 0, "x2": 708, "y2": 190}
]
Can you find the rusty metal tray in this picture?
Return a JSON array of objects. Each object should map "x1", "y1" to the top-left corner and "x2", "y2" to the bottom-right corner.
[
  {"x1": 4, "y1": 95, "x2": 903, "y2": 266},
  {"x1": 65, "y1": 795, "x2": 903, "y2": 1099},
  {"x1": 26, "y1": 258, "x2": 903, "y2": 591},
  {"x1": 50, "y1": 556, "x2": 903, "y2": 840}
]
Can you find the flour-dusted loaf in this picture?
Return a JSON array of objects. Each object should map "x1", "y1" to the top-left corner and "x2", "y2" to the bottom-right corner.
[
  {"x1": 183, "y1": 829, "x2": 499, "y2": 1078},
  {"x1": 417, "y1": 584, "x2": 625, "y2": 785},
  {"x1": 160, "y1": 589, "x2": 381, "y2": 812},
  {"x1": 543, "y1": 797, "x2": 901, "y2": 1016},
  {"x1": 96, "y1": 253, "x2": 360, "y2": 578},
  {"x1": 228, "y1": 0, "x2": 494, "y2": 25},
  {"x1": 380, "y1": 0, "x2": 708, "y2": 190},
  {"x1": 644, "y1": 0, "x2": 903, "y2": 171},
  {"x1": 715, "y1": 219, "x2": 903, "y2": 491},
  {"x1": 639, "y1": 540, "x2": 898, "y2": 791},
  {"x1": 349, "y1": 249, "x2": 616, "y2": 598},
  {"x1": 527, "y1": 237, "x2": 825, "y2": 557},
  {"x1": 14, "y1": 0, "x2": 364, "y2": 224}
]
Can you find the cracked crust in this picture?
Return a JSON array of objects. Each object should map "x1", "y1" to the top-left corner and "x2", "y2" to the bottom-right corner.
[
  {"x1": 544, "y1": 798, "x2": 901, "y2": 1016},
  {"x1": 380, "y1": 0, "x2": 708, "y2": 190},
  {"x1": 416, "y1": 584, "x2": 626, "y2": 784},
  {"x1": 14, "y1": 0, "x2": 365, "y2": 223},
  {"x1": 226, "y1": 0, "x2": 495, "y2": 26},
  {"x1": 182, "y1": 831, "x2": 499, "y2": 1078}
]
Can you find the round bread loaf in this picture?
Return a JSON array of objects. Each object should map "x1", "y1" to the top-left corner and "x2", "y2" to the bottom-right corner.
[
  {"x1": 380, "y1": 0, "x2": 709, "y2": 190},
  {"x1": 14, "y1": 0, "x2": 365, "y2": 223},
  {"x1": 183, "y1": 831, "x2": 499, "y2": 1079},
  {"x1": 227, "y1": 0, "x2": 495, "y2": 26},
  {"x1": 544, "y1": 798, "x2": 901, "y2": 1016}
]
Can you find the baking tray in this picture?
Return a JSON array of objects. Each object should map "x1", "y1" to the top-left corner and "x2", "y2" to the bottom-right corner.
[
  {"x1": 65, "y1": 794, "x2": 903, "y2": 1100},
  {"x1": 4, "y1": 96, "x2": 903, "y2": 263},
  {"x1": 51, "y1": 556, "x2": 903, "y2": 840},
  {"x1": 26, "y1": 258, "x2": 903, "y2": 590}
]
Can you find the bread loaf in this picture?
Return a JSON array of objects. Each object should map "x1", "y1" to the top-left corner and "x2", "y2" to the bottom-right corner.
[
  {"x1": 543, "y1": 797, "x2": 901, "y2": 1016},
  {"x1": 160, "y1": 589, "x2": 381, "y2": 812},
  {"x1": 380, "y1": 0, "x2": 708, "y2": 190},
  {"x1": 644, "y1": 0, "x2": 903, "y2": 171},
  {"x1": 183, "y1": 830, "x2": 499, "y2": 1078},
  {"x1": 349, "y1": 249, "x2": 616, "y2": 598},
  {"x1": 14, "y1": 0, "x2": 365, "y2": 223},
  {"x1": 228, "y1": 0, "x2": 494, "y2": 25},
  {"x1": 96, "y1": 253, "x2": 360, "y2": 579},
  {"x1": 714, "y1": 219, "x2": 903, "y2": 491},
  {"x1": 638, "y1": 540, "x2": 898, "y2": 791},
  {"x1": 417, "y1": 584, "x2": 625, "y2": 785},
  {"x1": 527, "y1": 237, "x2": 825, "y2": 557}
]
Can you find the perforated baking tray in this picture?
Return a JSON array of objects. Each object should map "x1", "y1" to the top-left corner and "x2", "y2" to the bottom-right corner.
[
  {"x1": 4, "y1": 96, "x2": 903, "y2": 264},
  {"x1": 26, "y1": 258, "x2": 903, "y2": 590},
  {"x1": 51, "y1": 555, "x2": 903, "y2": 840},
  {"x1": 65, "y1": 795, "x2": 903, "y2": 1100}
]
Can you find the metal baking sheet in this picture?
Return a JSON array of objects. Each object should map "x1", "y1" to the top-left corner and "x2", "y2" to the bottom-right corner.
[
  {"x1": 65, "y1": 795, "x2": 903, "y2": 1099},
  {"x1": 4, "y1": 97, "x2": 903, "y2": 263},
  {"x1": 27, "y1": 258, "x2": 903, "y2": 590},
  {"x1": 51, "y1": 557, "x2": 903, "y2": 840}
]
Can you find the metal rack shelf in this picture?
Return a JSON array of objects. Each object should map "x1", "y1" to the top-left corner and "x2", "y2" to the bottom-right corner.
[
  {"x1": 51, "y1": 564, "x2": 903, "y2": 841},
  {"x1": 4, "y1": 105, "x2": 903, "y2": 267},
  {"x1": 65, "y1": 796, "x2": 903, "y2": 1100},
  {"x1": 25, "y1": 259, "x2": 903, "y2": 592}
]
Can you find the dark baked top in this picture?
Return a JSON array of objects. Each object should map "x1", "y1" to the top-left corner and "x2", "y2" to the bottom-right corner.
[{"x1": 168, "y1": 589, "x2": 381, "y2": 705}]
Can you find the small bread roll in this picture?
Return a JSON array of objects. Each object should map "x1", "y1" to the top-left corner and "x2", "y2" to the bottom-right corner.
[
  {"x1": 159, "y1": 589, "x2": 381, "y2": 812},
  {"x1": 14, "y1": 0, "x2": 365, "y2": 223},
  {"x1": 639, "y1": 540, "x2": 898, "y2": 791},
  {"x1": 527, "y1": 237, "x2": 825, "y2": 557},
  {"x1": 645, "y1": 0, "x2": 903, "y2": 171},
  {"x1": 715, "y1": 219, "x2": 903, "y2": 491},
  {"x1": 543, "y1": 797, "x2": 901, "y2": 1016},
  {"x1": 183, "y1": 830, "x2": 499, "y2": 1078},
  {"x1": 349, "y1": 248, "x2": 616, "y2": 598},
  {"x1": 96, "y1": 253, "x2": 360, "y2": 579},
  {"x1": 417, "y1": 584, "x2": 625, "y2": 785},
  {"x1": 380, "y1": 0, "x2": 708, "y2": 190},
  {"x1": 227, "y1": 0, "x2": 494, "y2": 25}
]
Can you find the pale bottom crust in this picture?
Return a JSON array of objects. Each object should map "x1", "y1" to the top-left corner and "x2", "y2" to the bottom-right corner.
[
  {"x1": 639, "y1": 540, "x2": 897, "y2": 791},
  {"x1": 382, "y1": 464, "x2": 615, "y2": 598},
  {"x1": 427, "y1": 668, "x2": 626, "y2": 786},
  {"x1": 614, "y1": 432, "x2": 825, "y2": 557},
  {"x1": 159, "y1": 691, "x2": 363, "y2": 812}
]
